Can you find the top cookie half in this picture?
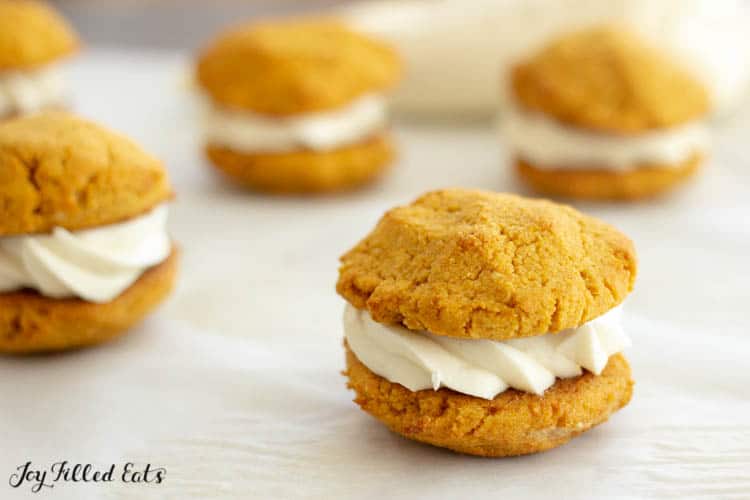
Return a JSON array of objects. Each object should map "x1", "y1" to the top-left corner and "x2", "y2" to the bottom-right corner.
[
  {"x1": 195, "y1": 17, "x2": 401, "y2": 115},
  {"x1": 510, "y1": 26, "x2": 710, "y2": 135},
  {"x1": 0, "y1": 112, "x2": 172, "y2": 236},
  {"x1": 337, "y1": 189, "x2": 637, "y2": 341},
  {"x1": 0, "y1": 0, "x2": 79, "y2": 70}
]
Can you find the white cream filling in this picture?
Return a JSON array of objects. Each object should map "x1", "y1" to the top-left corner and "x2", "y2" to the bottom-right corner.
[
  {"x1": 0, "y1": 204, "x2": 171, "y2": 303},
  {"x1": 344, "y1": 304, "x2": 631, "y2": 399},
  {"x1": 0, "y1": 65, "x2": 67, "y2": 117},
  {"x1": 500, "y1": 101, "x2": 709, "y2": 170},
  {"x1": 202, "y1": 94, "x2": 387, "y2": 153}
]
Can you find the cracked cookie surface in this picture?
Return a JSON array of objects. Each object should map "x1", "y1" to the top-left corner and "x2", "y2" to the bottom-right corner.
[
  {"x1": 0, "y1": 0, "x2": 79, "y2": 70},
  {"x1": 196, "y1": 17, "x2": 401, "y2": 115},
  {"x1": 345, "y1": 345, "x2": 633, "y2": 456},
  {"x1": 511, "y1": 26, "x2": 710, "y2": 134},
  {"x1": 0, "y1": 112, "x2": 172, "y2": 235},
  {"x1": 337, "y1": 189, "x2": 637, "y2": 340}
]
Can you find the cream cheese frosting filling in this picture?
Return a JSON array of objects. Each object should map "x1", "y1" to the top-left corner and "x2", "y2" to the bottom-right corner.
[
  {"x1": 0, "y1": 65, "x2": 67, "y2": 118},
  {"x1": 202, "y1": 93, "x2": 387, "y2": 153},
  {"x1": 344, "y1": 303, "x2": 631, "y2": 399},
  {"x1": 0, "y1": 204, "x2": 171, "y2": 303},
  {"x1": 500, "y1": 101, "x2": 709, "y2": 170}
]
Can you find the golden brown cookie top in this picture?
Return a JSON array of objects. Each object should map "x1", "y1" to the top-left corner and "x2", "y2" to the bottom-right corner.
[
  {"x1": 0, "y1": 0, "x2": 79, "y2": 70},
  {"x1": 0, "y1": 112, "x2": 172, "y2": 235},
  {"x1": 196, "y1": 17, "x2": 401, "y2": 115},
  {"x1": 337, "y1": 189, "x2": 637, "y2": 341},
  {"x1": 510, "y1": 26, "x2": 710, "y2": 134}
]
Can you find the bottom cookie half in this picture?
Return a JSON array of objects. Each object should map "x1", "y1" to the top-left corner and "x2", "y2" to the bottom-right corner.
[
  {"x1": 516, "y1": 154, "x2": 701, "y2": 201},
  {"x1": 0, "y1": 247, "x2": 179, "y2": 354},
  {"x1": 206, "y1": 133, "x2": 394, "y2": 194},
  {"x1": 345, "y1": 345, "x2": 633, "y2": 457}
]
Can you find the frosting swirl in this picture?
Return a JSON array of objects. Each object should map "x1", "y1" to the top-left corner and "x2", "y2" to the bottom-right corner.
[
  {"x1": 202, "y1": 93, "x2": 387, "y2": 153},
  {"x1": 0, "y1": 65, "x2": 66, "y2": 117},
  {"x1": 344, "y1": 304, "x2": 631, "y2": 399},
  {"x1": 0, "y1": 204, "x2": 170, "y2": 303},
  {"x1": 501, "y1": 100, "x2": 709, "y2": 170}
]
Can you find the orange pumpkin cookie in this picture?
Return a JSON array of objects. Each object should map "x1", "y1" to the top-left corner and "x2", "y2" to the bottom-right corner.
[
  {"x1": 196, "y1": 17, "x2": 401, "y2": 194},
  {"x1": 0, "y1": 0, "x2": 79, "y2": 119},
  {"x1": 503, "y1": 26, "x2": 710, "y2": 200},
  {"x1": 0, "y1": 113, "x2": 178, "y2": 354},
  {"x1": 338, "y1": 189, "x2": 637, "y2": 456}
]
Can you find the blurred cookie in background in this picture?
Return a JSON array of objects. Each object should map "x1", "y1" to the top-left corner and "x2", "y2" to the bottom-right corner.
[
  {"x1": 0, "y1": 0, "x2": 79, "y2": 120},
  {"x1": 195, "y1": 17, "x2": 401, "y2": 194},
  {"x1": 341, "y1": 0, "x2": 750, "y2": 120},
  {"x1": 501, "y1": 26, "x2": 711, "y2": 201}
]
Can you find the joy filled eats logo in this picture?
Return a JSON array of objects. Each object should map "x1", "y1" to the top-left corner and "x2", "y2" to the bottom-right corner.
[{"x1": 8, "y1": 461, "x2": 165, "y2": 493}]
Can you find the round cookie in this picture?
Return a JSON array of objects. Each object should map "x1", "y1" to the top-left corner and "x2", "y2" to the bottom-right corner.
[
  {"x1": 345, "y1": 345, "x2": 633, "y2": 457},
  {"x1": 0, "y1": 0, "x2": 79, "y2": 70},
  {"x1": 337, "y1": 189, "x2": 637, "y2": 341},
  {"x1": 197, "y1": 17, "x2": 401, "y2": 194},
  {"x1": 510, "y1": 26, "x2": 710, "y2": 135},
  {"x1": 0, "y1": 112, "x2": 172, "y2": 236},
  {"x1": 206, "y1": 133, "x2": 394, "y2": 194},
  {"x1": 0, "y1": 113, "x2": 177, "y2": 354},
  {"x1": 0, "y1": 249, "x2": 179, "y2": 354},
  {"x1": 196, "y1": 17, "x2": 401, "y2": 115},
  {"x1": 338, "y1": 189, "x2": 636, "y2": 456},
  {"x1": 516, "y1": 154, "x2": 702, "y2": 201}
]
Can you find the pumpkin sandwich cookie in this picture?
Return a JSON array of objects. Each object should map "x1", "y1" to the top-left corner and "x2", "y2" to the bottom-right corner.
[
  {"x1": 0, "y1": 0, "x2": 80, "y2": 120},
  {"x1": 502, "y1": 26, "x2": 711, "y2": 200},
  {"x1": 0, "y1": 113, "x2": 178, "y2": 354},
  {"x1": 196, "y1": 17, "x2": 401, "y2": 194},
  {"x1": 338, "y1": 188, "x2": 636, "y2": 456}
]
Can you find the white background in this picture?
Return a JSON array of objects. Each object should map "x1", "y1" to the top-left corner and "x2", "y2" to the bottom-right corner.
[{"x1": 1, "y1": 50, "x2": 749, "y2": 499}]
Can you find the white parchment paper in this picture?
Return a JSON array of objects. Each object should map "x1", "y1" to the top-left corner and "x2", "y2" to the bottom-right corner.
[{"x1": 1, "y1": 50, "x2": 749, "y2": 499}]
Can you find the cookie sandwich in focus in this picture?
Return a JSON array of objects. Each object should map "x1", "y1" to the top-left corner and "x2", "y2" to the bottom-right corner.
[
  {"x1": 502, "y1": 26, "x2": 711, "y2": 200},
  {"x1": 338, "y1": 188, "x2": 636, "y2": 456},
  {"x1": 0, "y1": 0, "x2": 79, "y2": 120},
  {"x1": 0, "y1": 113, "x2": 178, "y2": 354},
  {"x1": 195, "y1": 17, "x2": 401, "y2": 194}
]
